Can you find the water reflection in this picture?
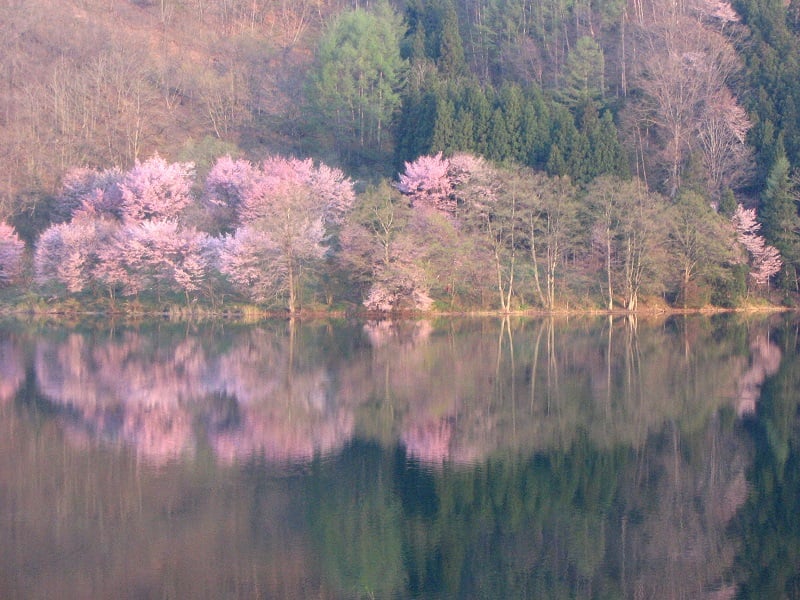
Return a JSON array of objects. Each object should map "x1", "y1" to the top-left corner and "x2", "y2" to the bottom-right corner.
[
  {"x1": 0, "y1": 345, "x2": 24, "y2": 405},
  {"x1": 0, "y1": 314, "x2": 796, "y2": 598},
  {"x1": 1, "y1": 315, "x2": 785, "y2": 466},
  {"x1": 20, "y1": 316, "x2": 773, "y2": 466}
]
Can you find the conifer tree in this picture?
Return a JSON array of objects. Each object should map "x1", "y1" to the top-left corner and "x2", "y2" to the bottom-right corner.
[
  {"x1": 306, "y1": 2, "x2": 407, "y2": 156},
  {"x1": 436, "y1": 0, "x2": 466, "y2": 78},
  {"x1": 761, "y1": 148, "x2": 800, "y2": 290}
]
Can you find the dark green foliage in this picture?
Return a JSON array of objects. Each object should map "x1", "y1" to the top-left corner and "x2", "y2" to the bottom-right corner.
[
  {"x1": 402, "y1": 0, "x2": 466, "y2": 77},
  {"x1": 710, "y1": 263, "x2": 749, "y2": 308},
  {"x1": 9, "y1": 192, "x2": 60, "y2": 247},
  {"x1": 560, "y1": 36, "x2": 605, "y2": 108},
  {"x1": 760, "y1": 148, "x2": 800, "y2": 291},
  {"x1": 718, "y1": 188, "x2": 738, "y2": 218},
  {"x1": 668, "y1": 191, "x2": 738, "y2": 308},
  {"x1": 395, "y1": 77, "x2": 626, "y2": 184},
  {"x1": 305, "y1": 3, "x2": 407, "y2": 163},
  {"x1": 395, "y1": 87, "x2": 438, "y2": 166},
  {"x1": 429, "y1": 95, "x2": 458, "y2": 155},
  {"x1": 735, "y1": 0, "x2": 800, "y2": 179}
]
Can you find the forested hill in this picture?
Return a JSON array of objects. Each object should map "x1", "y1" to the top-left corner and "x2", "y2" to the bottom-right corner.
[{"x1": 1, "y1": 0, "x2": 800, "y2": 312}]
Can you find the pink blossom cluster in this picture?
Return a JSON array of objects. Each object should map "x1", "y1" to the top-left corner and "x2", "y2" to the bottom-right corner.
[
  {"x1": 732, "y1": 204, "x2": 782, "y2": 286},
  {"x1": 34, "y1": 153, "x2": 355, "y2": 307}
]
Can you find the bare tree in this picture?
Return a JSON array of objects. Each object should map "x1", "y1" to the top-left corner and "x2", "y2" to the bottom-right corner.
[{"x1": 630, "y1": 0, "x2": 746, "y2": 197}]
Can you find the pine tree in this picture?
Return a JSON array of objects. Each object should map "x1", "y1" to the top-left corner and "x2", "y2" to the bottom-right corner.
[
  {"x1": 487, "y1": 106, "x2": 511, "y2": 162},
  {"x1": 761, "y1": 148, "x2": 800, "y2": 290},
  {"x1": 460, "y1": 81, "x2": 492, "y2": 156},
  {"x1": 430, "y1": 94, "x2": 458, "y2": 155},
  {"x1": 436, "y1": 0, "x2": 466, "y2": 78},
  {"x1": 395, "y1": 88, "x2": 437, "y2": 167}
]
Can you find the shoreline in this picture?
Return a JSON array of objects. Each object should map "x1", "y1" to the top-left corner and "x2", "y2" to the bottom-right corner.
[{"x1": 0, "y1": 299, "x2": 791, "y2": 323}]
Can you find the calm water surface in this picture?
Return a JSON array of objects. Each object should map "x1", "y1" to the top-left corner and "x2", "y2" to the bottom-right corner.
[{"x1": 0, "y1": 314, "x2": 798, "y2": 599}]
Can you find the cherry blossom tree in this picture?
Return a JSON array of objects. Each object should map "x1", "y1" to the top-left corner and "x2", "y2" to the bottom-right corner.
[
  {"x1": 35, "y1": 207, "x2": 118, "y2": 294},
  {"x1": 0, "y1": 222, "x2": 25, "y2": 286},
  {"x1": 732, "y1": 204, "x2": 782, "y2": 287},
  {"x1": 363, "y1": 222, "x2": 435, "y2": 312},
  {"x1": 205, "y1": 154, "x2": 355, "y2": 230},
  {"x1": 97, "y1": 219, "x2": 210, "y2": 302},
  {"x1": 119, "y1": 153, "x2": 195, "y2": 222},
  {"x1": 56, "y1": 166, "x2": 125, "y2": 221},
  {"x1": 396, "y1": 152, "x2": 493, "y2": 218},
  {"x1": 210, "y1": 155, "x2": 355, "y2": 313},
  {"x1": 697, "y1": 87, "x2": 754, "y2": 199},
  {"x1": 632, "y1": 5, "x2": 744, "y2": 197},
  {"x1": 203, "y1": 155, "x2": 257, "y2": 233},
  {"x1": 396, "y1": 152, "x2": 454, "y2": 213},
  {"x1": 340, "y1": 152, "x2": 495, "y2": 311},
  {"x1": 343, "y1": 160, "x2": 493, "y2": 312},
  {"x1": 217, "y1": 226, "x2": 285, "y2": 304},
  {"x1": 698, "y1": 0, "x2": 740, "y2": 27}
]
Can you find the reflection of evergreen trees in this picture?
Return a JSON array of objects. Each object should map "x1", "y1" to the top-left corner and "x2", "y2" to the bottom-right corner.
[
  {"x1": 304, "y1": 426, "x2": 745, "y2": 599},
  {"x1": 734, "y1": 321, "x2": 800, "y2": 598}
]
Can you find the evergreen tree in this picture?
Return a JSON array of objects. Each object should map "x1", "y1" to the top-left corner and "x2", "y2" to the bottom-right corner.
[
  {"x1": 760, "y1": 147, "x2": 800, "y2": 291},
  {"x1": 547, "y1": 107, "x2": 580, "y2": 179},
  {"x1": 306, "y1": 2, "x2": 408, "y2": 159},
  {"x1": 402, "y1": 0, "x2": 428, "y2": 61},
  {"x1": 735, "y1": 0, "x2": 800, "y2": 174},
  {"x1": 560, "y1": 36, "x2": 605, "y2": 108},
  {"x1": 498, "y1": 84, "x2": 527, "y2": 163},
  {"x1": 430, "y1": 94, "x2": 458, "y2": 155},
  {"x1": 436, "y1": 0, "x2": 467, "y2": 78},
  {"x1": 394, "y1": 87, "x2": 437, "y2": 167},
  {"x1": 521, "y1": 88, "x2": 552, "y2": 169},
  {"x1": 460, "y1": 81, "x2": 492, "y2": 156},
  {"x1": 487, "y1": 106, "x2": 512, "y2": 162},
  {"x1": 546, "y1": 144, "x2": 568, "y2": 177}
]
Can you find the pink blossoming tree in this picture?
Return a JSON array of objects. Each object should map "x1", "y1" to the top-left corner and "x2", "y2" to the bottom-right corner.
[
  {"x1": 97, "y1": 219, "x2": 210, "y2": 302},
  {"x1": 217, "y1": 226, "x2": 285, "y2": 304},
  {"x1": 35, "y1": 207, "x2": 118, "y2": 294},
  {"x1": 203, "y1": 155, "x2": 258, "y2": 233},
  {"x1": 56, "y1": 166, "x2": 125, "y2": 221},
  {"x1": 732, "y1": 204, "x2": 782, "y2": 287},
  {"x1": 119, "y1": 153, "x2": 195, "y2": 222},
  {"x1": 208, "y1": 154, "x2": 355, "y2": 312}
]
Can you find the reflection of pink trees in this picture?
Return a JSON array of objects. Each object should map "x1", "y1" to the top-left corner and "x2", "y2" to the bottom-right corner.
[
  {"x1": 737, "y1": 332, "x2": 781, "y2": 416},
  {"x1": 35, "y1": 332, "x2": 209, "y2": 462},
  {"x1": 360, "y1": 320, "x2": 484, "y2": 464},
  {"x1": 208, "y1": 328, "x2": 354, "y2": 463},
  {"x1": 30, "y1": 317, "x2": 778, "y2": 468},
  {"x1": 210, "y1": 402, "x2": 353, "y2": 464},
  {"x1": 34, "y1": 327, "x2": 355, "y2": 464},
  {"x1": 0, "y1": 337, "x2": 25, "y2": 403},
  {"x1": 401, "y1": 419, "x2": 453, "y2": 464}
]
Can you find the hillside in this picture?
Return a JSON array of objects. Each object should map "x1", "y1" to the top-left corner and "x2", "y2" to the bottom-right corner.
[
  {"x1": 0, "y1": 0, "x2": 342, "y2": 214},
  {"x1": 2, "y1": 0, "x2": 800, "y2": 311}
]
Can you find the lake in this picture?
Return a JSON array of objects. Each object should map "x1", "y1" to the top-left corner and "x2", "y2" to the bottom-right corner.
[{"x1": 0, "y1": 314, "x2": 797, "y2": 599}]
